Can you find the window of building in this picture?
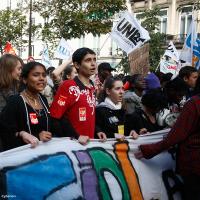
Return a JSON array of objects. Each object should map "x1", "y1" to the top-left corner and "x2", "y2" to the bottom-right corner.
[
  {"x1": 159, "y1": 9, "x2": 167, "y2": 34},
  {"x1": 18, "y1": 47, "x2": 23, "y2": 58},
  {"x1": 179, "y1": 6, "x2": 192, "y2": 41},
  {"x1": 111, "y1": 39, "x2": 117, "y2": 56},
  {"x1": 31, "y1": 45, "x2": 34, "y2": 57},
  {"x1": 31, "y1": 17, "x2": 36, "y2": 38},
  {"x1": 79, "y1": 36, "x2": 85, "y2": 47},
  {"x1": 6, "y1": 0, "x2": 11, "y2": 9},
  {"x1": 31, "y1": 17, "x2": 35, "y2": 26},
  {"x1": 93, "y1": 35, "x2": 100, "y2": 55},
  {"x1": 135, "y1": 9, "x2": 168, "y2": 34}
]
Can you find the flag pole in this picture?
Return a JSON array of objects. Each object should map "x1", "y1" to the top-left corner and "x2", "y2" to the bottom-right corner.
[
  {"x1": 97, "y1": 33, "x2": 111, "y2": 62},
  {"x1": 0, "y1": 39, "x2": 3, "y2": 55}
]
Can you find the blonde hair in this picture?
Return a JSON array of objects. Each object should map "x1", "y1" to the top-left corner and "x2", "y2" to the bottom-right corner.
[{"x1": 0, "y1": 54, "x2": 23, "y2": 89}]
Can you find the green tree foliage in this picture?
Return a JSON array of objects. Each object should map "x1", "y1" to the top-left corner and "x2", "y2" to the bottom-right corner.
[
  {"x1": 33, "y1": 0, "x2": 126, "y2": 45},
  {"x1": 0, "y1": 9, "x2": 28, "y2": 53},
  {"x1": 116, "y1": 55, "x2": 130, "y2": 74},
  {"x1": 0, "y1": 6, "x2": 41, "y2": 55},
  {"x1": 139, "y1": 6, "x2": 165, "y2": 71}
]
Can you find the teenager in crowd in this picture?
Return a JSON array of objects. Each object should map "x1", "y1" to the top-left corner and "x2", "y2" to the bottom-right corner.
[
  {"x1": 125, "y1": 89, "x2": 167, "y2": 135},
  {"x1": 158, "y1": 77, "x2": 188, "y2": 127},
  {"x1": 50, "y1": 47, "x2": 97, "y2": 145},
  {"x1": 51, "y1": 59, "x2": 73, "y2": 90},
  {"x1": 178, "y1": 66, "x2": 198, "y2": 99},
  {"x1": 144, "y1": 72, "x2": 161, "y2": 93},
  {"x1": 98, "y1": 62, "x2": 115, "y2": 85},
  {"x1": 194, "y1": 76, "x2": 200, "y2": 96},
  {"x1": 123, "y1": 74, "x2": 146, "y2": 114},
  {"x1": 96, "y1": 62, "x2": 115, "y2": 103},
  {"x1": 156, "y1": 72, "x2": 173, "y2": 88},
  {"x1": 62, "y1": 65, "x2": 77, "y2": 81},
  {"x1": 0, "y1": 54, "x2": 23, "y2": 112},
  {"x1": 0, "y1": 62, "x2": 52, "y2": 151},
  {"x1": 42, "y1": 67, "x2": 56, "y2": 105},
  {"x1": 95, "y1": 76, "x2": 125, "y2": 139},
  {"x1": 137, "y1": 92, "x2": 200, "y2": 200}
]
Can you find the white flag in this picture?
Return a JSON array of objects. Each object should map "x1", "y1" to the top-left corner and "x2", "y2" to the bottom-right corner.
[
  {"x1": 160, "y1": 57, "x2": 178, "y2": 77},
  {"x1": 54, "y1": 38, "x2": 73, "y2": 60},
  {"x1": 179, "y1": 17, "x2": 200, "y2": 69},
  {"x1": 41, "y1": 44, "x2": 52, "y2": 69},
  {"x1": 111, "y1": 11, "x2": 150, "y2": 54},
  {"x1": 164, "y1": 41, "x2": 179, "y2": 62}
]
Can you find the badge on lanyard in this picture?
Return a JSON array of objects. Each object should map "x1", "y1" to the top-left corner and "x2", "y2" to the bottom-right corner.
[
  {"x1": 118, "y1": 125, "x2": 124, "y2": 135},
  {"x1": 79, "y1": 107, "x2": 86, "y2": 121},
  {"x1": 29, "y1": 113, "x2": 39, "y2": 124}
]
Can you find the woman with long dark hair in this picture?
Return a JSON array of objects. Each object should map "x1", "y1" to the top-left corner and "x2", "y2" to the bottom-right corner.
[
  {"x1": 125, "y1": 89, "x2": 168, "y2": 135},
  {"x1": 0, "y1": 62, "x2": 52, "y2": 150}
]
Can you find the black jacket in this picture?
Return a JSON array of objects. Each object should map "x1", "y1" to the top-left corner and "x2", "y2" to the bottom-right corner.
[
  {"x1": 125, "y1": 108, "x2": 162, "y2": 134},
  {"x1": 0, "y1": 94, "x2": 51, "y2": 150},
  {"x1": 95, "y1": 102, "x2": 125, "y2": 138}
]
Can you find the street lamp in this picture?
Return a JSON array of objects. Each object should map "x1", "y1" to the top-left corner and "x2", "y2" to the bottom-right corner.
[{"x1": 28, "y1": 0, "x2": 32, "y2": 57}]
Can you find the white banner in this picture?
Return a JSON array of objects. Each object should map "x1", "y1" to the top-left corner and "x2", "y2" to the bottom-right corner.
[
  {"x1": 41, "y1": 44, "x2": 52, "y2": 69},
  {"x1": 54, "y1": 38, "x2": 73, "y2": 60},
  {"x1": 0, "y1": 129, "x2": 182, "y2": 200},
  {"x1": 111, "y1": 11, "x2": 150, "y2": 54},
  {"x1": 160, "y1": 57, "x2": 179, "y2": 77},
  {"x1": 179, "y1": 17, "x2": 200, "y2": 69}
]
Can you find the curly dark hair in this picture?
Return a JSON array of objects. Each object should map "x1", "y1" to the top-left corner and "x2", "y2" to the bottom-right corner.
[{"x1": 142, "y1": 88, "x2": 168, "y2": 112}]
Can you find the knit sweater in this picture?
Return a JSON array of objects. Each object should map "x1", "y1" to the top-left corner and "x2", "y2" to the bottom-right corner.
[
  {"x1": 95, "y1": 98, "x2": 125, "y2": 138},
  {"x1": 140, "y1": 95, "x2": 200, "y2": 176}
]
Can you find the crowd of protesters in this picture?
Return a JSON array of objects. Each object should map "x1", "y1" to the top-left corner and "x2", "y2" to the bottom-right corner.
[{"x1": 0, "y1": 48, "x2": 200, "y2": 199}]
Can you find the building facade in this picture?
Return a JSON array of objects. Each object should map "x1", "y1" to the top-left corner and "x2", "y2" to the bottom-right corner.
[
  {"x1": 130, "y1": 0, "x2": 198, "y2": 48},
  {"x1": 1, "y1": 0, "x2": 198, "y2": 65}
]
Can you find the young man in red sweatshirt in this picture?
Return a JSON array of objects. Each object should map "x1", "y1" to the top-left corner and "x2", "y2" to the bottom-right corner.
[{"x1": 50, "y1": 47, "x2": 97, "y2": 145}]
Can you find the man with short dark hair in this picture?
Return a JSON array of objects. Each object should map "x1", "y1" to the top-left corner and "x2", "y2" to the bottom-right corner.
[
  {"x1": 178, "y1": 66, "x2": 198, "y2": 99},
  {"x1": 96, "y1": 62, "x2": 115, "y2": 102},
  {"x1": 98, "y1": 62, "x2": 115, "y2": 84},
  {"x1": 50, "y1": 47, "x2": 97, "y2": 144}
]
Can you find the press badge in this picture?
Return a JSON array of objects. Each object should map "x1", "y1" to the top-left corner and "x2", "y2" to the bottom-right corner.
[
  {"x1": 79, "y1": 107, "x2": 86, "y2": 121},
  {"x1": 29, "y1": 113, "x2": 39, "y2": 124}
]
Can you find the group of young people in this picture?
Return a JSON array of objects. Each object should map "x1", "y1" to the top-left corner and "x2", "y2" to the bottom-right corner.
[
  {"x1": 0, "y1": 47, "x2": 200, "y2": 199},
  {"x1": 0, "y1": 48, "x2": 129, "y2": 150}
]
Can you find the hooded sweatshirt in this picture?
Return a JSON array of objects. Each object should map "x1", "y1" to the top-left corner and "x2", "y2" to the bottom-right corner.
[{"x1": 95, "y1": 97, "x2": 125, "y2": 138}]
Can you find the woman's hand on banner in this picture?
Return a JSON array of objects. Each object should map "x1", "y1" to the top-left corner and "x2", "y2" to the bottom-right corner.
[
  {"x1": 129, "y1": 130, "x2": 139, "y2": 139},
  {"x1": 97, "y1": 132, "x2": 107, "y2": 142},
  {"x1": 19, "y1": 131, "x2": 39, "y2": 148},
  {"x1": 39, "y1": 131, "x2": 52, "y2": 142},
  {"x1": 139, "y1": 128, "x2": 148, "y2": 135}
]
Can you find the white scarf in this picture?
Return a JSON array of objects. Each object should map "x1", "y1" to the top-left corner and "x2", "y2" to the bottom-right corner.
[{"x1": 104, "y1": 97, "x2": 122, "y2": 110}]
